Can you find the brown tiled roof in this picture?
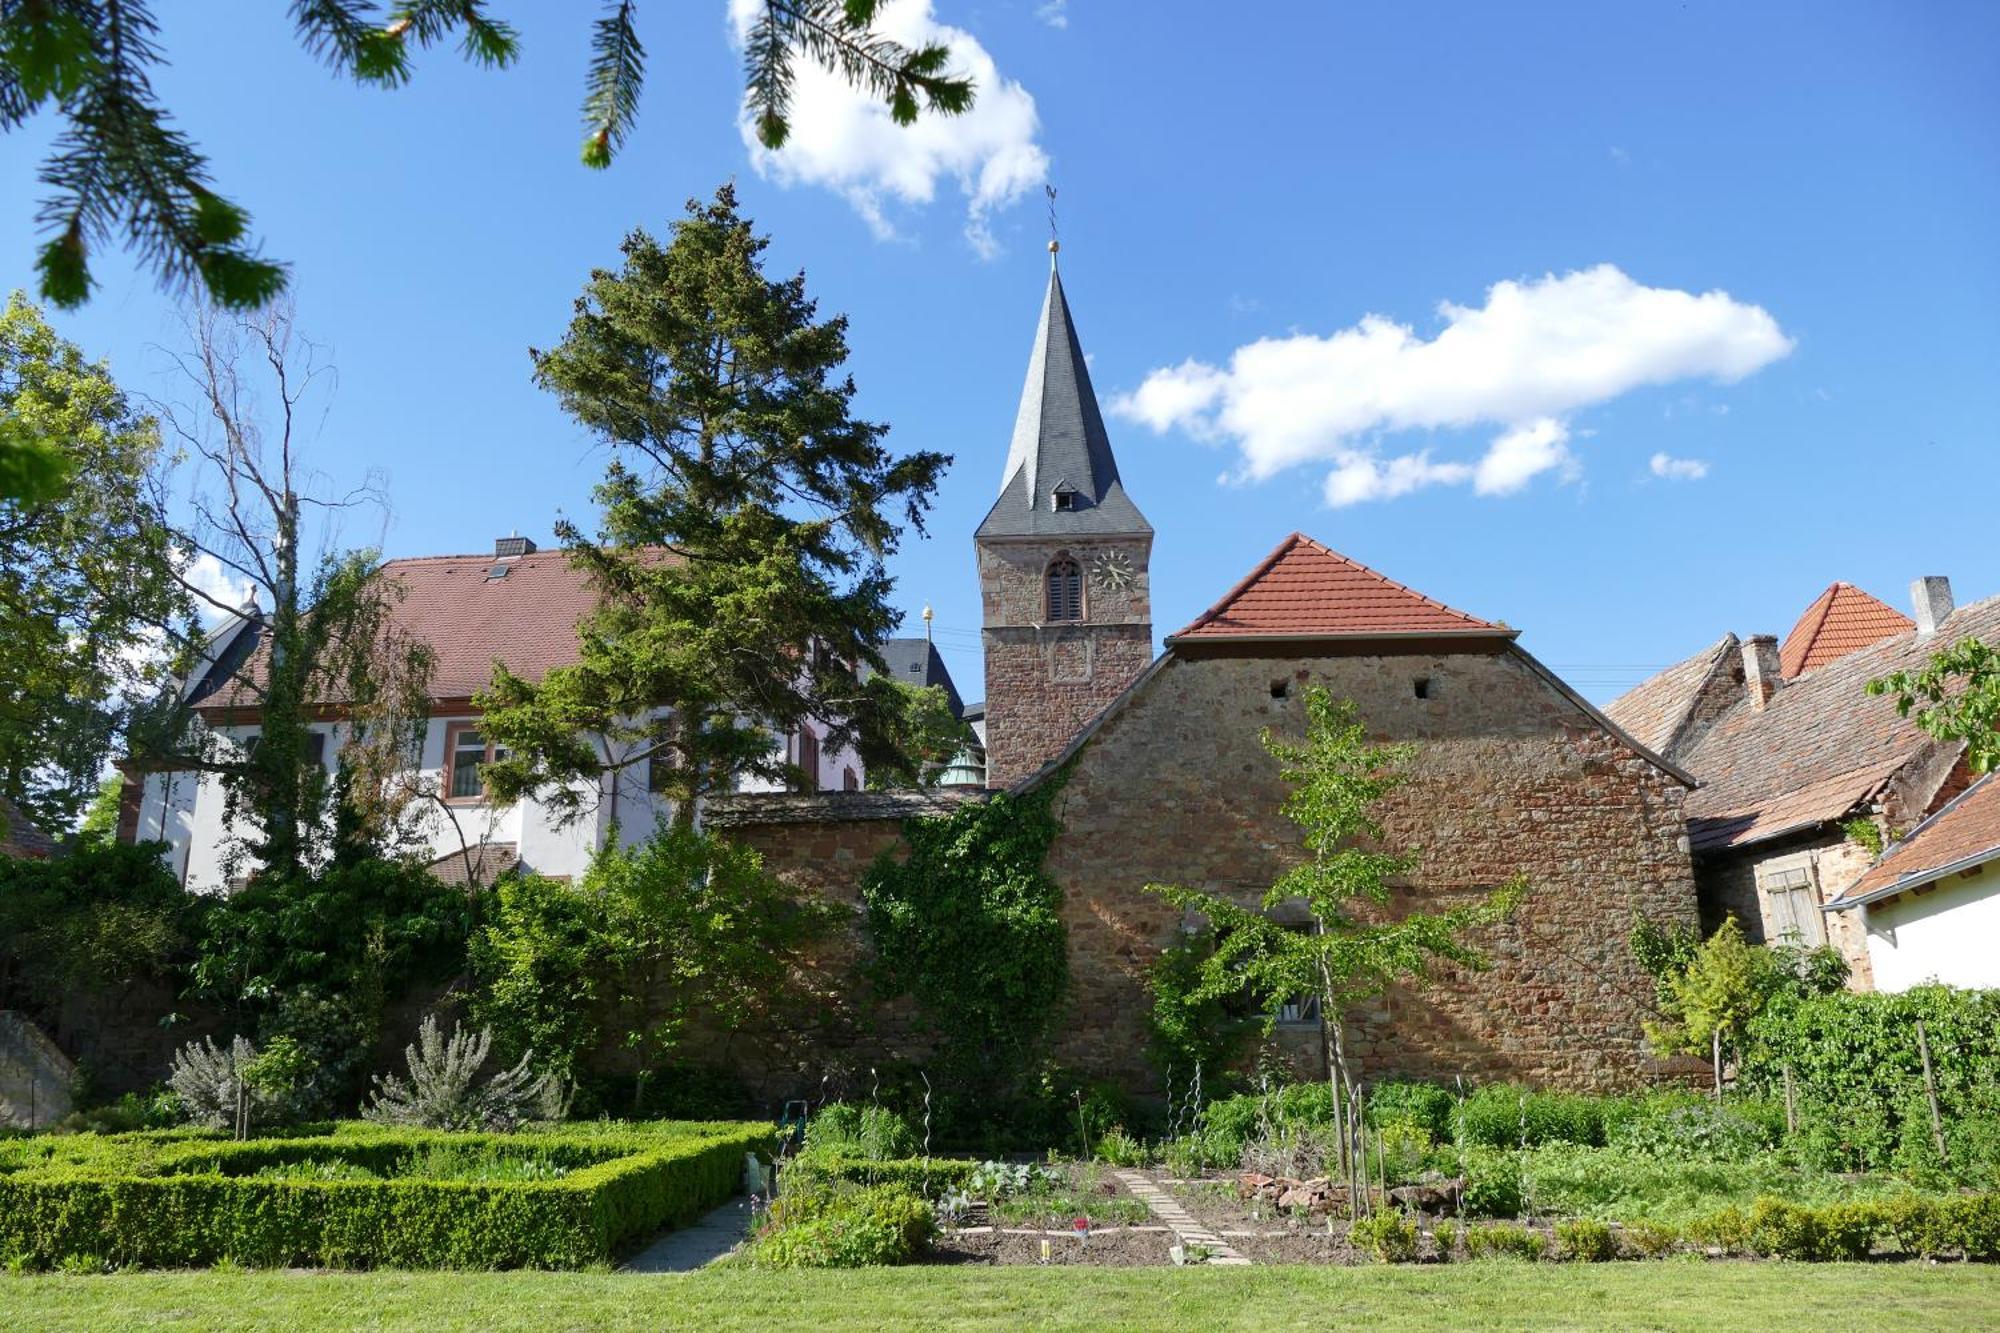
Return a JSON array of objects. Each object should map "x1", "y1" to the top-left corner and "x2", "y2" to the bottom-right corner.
[
  {"x1": 0, "y1": 795, "x2": 58, "y2": 859},
  {"x1": 1780, "y1": 582, "x2": 1913, "y2": 678},
  {"x1": 200, "y1": 549, "x2": 632, "y2": 712},
  {"x1": 1830, "y1": 774, "x2": 2000, "y2": 907},
  {"x1": 1681, "y1": 594, "x2": 2000, "y2": 852},
  {"x1": 428, "y1": 841, "x2": 519, "y2": 886},
  {"x1": 1603, "y1": 634, "x2": 1740, "y2": 758},
  {"x1": 1169, "y1": 533, "x2": 1512, "y2": 641}
]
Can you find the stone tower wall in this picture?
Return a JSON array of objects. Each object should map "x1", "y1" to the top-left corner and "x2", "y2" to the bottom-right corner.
[{"x1": 979, "y1": 535, "x2": 1154, "y2": 787}]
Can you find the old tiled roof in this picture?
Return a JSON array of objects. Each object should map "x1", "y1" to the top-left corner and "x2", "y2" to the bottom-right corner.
[
  {"x1": 1780, "y1": 582, "x2": 1913, "y2": 678},
  {"x1": 199, "y1": 548, "x2": 633, "y2": 712},
  {"x1": 0, "y1": 795, "x2": 58, "y2": 859},
  {"x1": 1830, "y1": 774, "x2": 2000, "y2": 908},
  {"x1": 1169, "y1": 533, "x2": 1512, "y2": 641},
  {"x1": 976, "y1": 263, "x2": 1150, "y2": 540},
  {"x1": 703, "y1": 789, "x2": 980, "y2": 828},
  {"x1": 1681, "y1": 593, "x2": 2000, "y2": 853},
  {"x1": 428, "y1": 842, "x2": 519, "y2": 886},
  {"x1": 1603, "y1": 634, "x2": 1740, "y2": 758}
]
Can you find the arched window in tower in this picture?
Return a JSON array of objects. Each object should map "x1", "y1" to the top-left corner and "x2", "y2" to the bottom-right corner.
[{"x1": 1045, "y1": 555, "x2": 1084, "y2": 623}]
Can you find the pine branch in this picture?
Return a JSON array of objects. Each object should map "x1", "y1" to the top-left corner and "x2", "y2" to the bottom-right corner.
[
  {"x1": 748, "y1": 0, "x2": 975, "y2": 150},
  {"x1": 580, "y1": 0, "x2": 643, "y2": 168}
]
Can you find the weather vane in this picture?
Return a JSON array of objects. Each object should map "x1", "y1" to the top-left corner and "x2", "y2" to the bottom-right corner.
[{"x1": 1045, "y1": 184, "x2": 1059, "y2": 256}]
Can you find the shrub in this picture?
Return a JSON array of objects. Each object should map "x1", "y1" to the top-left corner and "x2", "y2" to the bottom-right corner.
[
  {"x1": 1461, "y1": 1149, "x2": 1525, "y2": 1219},
  {"x1": 0, "y1": 1121, "x2": 774, "y2": 1269},
  {"x1": 1458, "y1": 1084, "x2": 1611, "y2": 1149},
  {"x1": 1624, "y1": 1219, "x2": 1681, "y2": 1257},
  {"x1": 1368, "y1": 1082, "x2": 1454, "y2": 1142},
  {"x1": 749, "y1": 1185, "x2": 935, "y2": 1268},
  {"x1": 782, "y1": 1155, "x2": 979, "y2": 1198},
  {"x1": 1465, "y1": 1223, "x2": 1546, "y2": 1260},
  {"x1": 1609, "y1": 1098, "x2": 1774, "y2": 1163},
  {"x1": 1350, "y1": 1208, "x2": 1420, "y2": 1263},
  {"x1": 169, "y1": 1036, "x2": 272, "y2": 1135},
  {"x1": 805, "y1": 1103, "x2": 915, "y2": 1161},
  {"x1": 1555, "y1": 1217, "x2": 1617, "y2": 1262},
  {"x1": 363, "y1": 1016, "x2": 564, "y2": 1132},
  {"x1": 1091, "y1": 1125, "x2": 1149, "y2": 1168}
]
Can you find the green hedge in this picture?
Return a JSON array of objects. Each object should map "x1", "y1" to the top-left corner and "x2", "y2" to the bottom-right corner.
[
  {"x1": 0, "y1": 1122, "x2": 774, "y2": 1270},
  {"x1": 1743, "y1": 985, "x2": 2000, "y2": 1176},
  {"x1": 1688, "y1": 1193, "x2": 2000, "y2": 1261}
]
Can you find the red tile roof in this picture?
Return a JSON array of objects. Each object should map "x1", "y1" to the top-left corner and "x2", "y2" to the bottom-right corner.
[
  {"x1": 1169, "y1": 533, "x2": 1513, "y2": 641},
  {"x1": 199, "y1": 548, "x2": 639, "y2": 713},
  {"x1": 1602, "y1": 633, "x2": 1741, "y2": 759},
  {"x1": 1831, "y1": 774, "x2": 2000, "y2": 907},
  {"x1": 1779, "y1": 582, "x2": 1912, "y2": 678}
]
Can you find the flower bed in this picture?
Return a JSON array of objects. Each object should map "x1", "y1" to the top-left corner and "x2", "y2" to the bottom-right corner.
[{"x1": 0, "y1": 1121, "x2": 774, "y2": 1271}]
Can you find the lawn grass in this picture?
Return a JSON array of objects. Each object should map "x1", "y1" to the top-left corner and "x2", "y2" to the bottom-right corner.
[{"x1": 7, "y1": 1262, "x2": 2000, "y2": 1331}]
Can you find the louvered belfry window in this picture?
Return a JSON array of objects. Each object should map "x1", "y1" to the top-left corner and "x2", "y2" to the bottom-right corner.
[{"x1": 1046, "y1": 556, "x2": 1084, "y2": 622}]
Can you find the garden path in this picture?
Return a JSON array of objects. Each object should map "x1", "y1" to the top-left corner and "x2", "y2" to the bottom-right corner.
[
  {"x1": 1114, "y1": 1170, "x2": 1253, "y2": 1265},
  {"x1": 626, "y1": 1195, "x2": 752, "y2": 1273}
]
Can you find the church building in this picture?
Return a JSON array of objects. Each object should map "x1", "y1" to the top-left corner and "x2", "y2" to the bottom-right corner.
[{"x1": 711, "y1": 250, "x2": 1706, "y2": 1097}]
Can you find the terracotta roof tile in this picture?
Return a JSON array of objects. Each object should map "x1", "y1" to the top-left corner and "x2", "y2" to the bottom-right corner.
[
  {"x1": 201, "y1": 549, "x2": 647, "y2": 711},
  {"x1": 1832, "y1": 774, "x2": 2000, "y2": 906},
  {"x1": 1603, "y1": 634, "x2": 1740, "y2": 757},
  {"x1": 1169, "y1": 533, "x2": 1512, "y2": 641},
  {"x1": 1779, "y1": 582, "x2": 1913, "y2": 678},
  {"x1": 1681, "y1": 593, "x2": 2000, "y2": 851}
]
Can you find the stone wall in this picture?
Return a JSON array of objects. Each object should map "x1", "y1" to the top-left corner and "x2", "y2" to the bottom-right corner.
[
  {"x1": 1, "y1": 1011, "x2": 77, "y2": 1128},
  {"x1": 978, "y1": 535, "x2": 1153, "y2": 788},
  {"x1": 1043, "y1": 644, "x2": 1699, "y2": 1093},
  {"x1": 711, "y1": 645, "x2": 1700, "y2": 1099}
]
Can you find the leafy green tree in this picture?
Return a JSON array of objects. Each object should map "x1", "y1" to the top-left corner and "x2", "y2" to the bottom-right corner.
[
  {"x1": 867, "y1": 680, "x2": 972, "y2": 789},
  {"x1": 128, "y1": 302, "x2": 435, "y2": 882},
  {"x1": 470, "y1": 825, "x2": 830, "y2": 1087},
  {"x1": 0, "y1": 414, "x2": 69, "y2": 503},
  {"x1": 1870, "y1": 637, "x2": 2000, "y2": 775},
  {"x1": 1, "y1": 2, "x2": 974, "y2": 308},
  {"x1": 77, "y1": 772, "x2": 124, "y2": 839},
  {"x1": 1645, "y1": 916, "x2": 1849, "y2": 1097},
  {"x1": 478, "y1": 186, "x2": 949, "y2": 821},
  {"x1": 0, "y1": 292, "x2": 186, "y2": 831},
  {"x1": 1145, "y1": 687, "x2": 1527, "y2": 1118}
]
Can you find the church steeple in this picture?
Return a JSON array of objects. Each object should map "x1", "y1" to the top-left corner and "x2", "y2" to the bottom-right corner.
[
  {"x1": 975, "y1": 251, "x2": 1151, "y2": 540},
  {"x1": 974, "y1": 250, "x2": 1155, "y2": 788}
]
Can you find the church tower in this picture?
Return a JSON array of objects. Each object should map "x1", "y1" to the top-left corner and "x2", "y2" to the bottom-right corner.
[{"x1": 977, "y1": 245, "x2": 1153, "y2": 788}]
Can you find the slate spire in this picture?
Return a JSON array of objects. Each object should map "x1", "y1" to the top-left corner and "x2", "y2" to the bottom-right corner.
[{"x1": 975, "y1": 247, "x2": 1150, "y2": 538}]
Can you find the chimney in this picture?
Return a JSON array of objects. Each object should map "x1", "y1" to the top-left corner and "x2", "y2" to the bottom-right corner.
[
  {"x1": 1742, "y1": 635, "x2": 1782, "y2": 710},
  {"x1": 494, "y1": 534, "x2": 537, "y2": 559},
  {"x1": 1912, "y1": 576, "x2": 1953, "y2": 637}
]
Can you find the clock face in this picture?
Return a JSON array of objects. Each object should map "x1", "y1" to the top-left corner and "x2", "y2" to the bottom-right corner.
[{"x1": 1091, "y1": 549, "x2": 1135, "y2": 592}]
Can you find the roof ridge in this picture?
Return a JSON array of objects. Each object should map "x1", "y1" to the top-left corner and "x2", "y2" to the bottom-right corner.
[
  {"x1": 1175, "y1": 532, "x2": 1305, "y2": 636},
  {"x1": 1289, "y1": 533, "x2": 1497, "y2": 628}
]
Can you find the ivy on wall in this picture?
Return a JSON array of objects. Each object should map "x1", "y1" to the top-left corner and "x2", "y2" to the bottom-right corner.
[{"x1": 860, "y1": 780, "x2": 1068, "y2": 1123}]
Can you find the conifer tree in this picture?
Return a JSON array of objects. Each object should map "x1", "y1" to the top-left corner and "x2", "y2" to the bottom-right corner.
[{"x1": 478, "y1": 185, "x2": 949, "y2": 820}]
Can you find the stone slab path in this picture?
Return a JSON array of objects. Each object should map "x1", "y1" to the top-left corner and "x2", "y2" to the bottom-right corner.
[
  {"x1": 625, "y1": 1195, "x2": 752, "y2": 1273},
  {"x1": 1113, "y1": 1170, "x2": 1252, "y2": 1265}
]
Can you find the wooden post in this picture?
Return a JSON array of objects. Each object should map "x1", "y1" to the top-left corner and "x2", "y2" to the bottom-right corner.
[
  {"x1": 1915, "y1": 1019, "x2": 1949, "y2": 1167},
  {"x1": 1782, "y1": 1063, "x2": 1797, "y2": 1137},
  {"x1": 1711, "y1": 1028, "x2": 1724, "y2": 1106}
]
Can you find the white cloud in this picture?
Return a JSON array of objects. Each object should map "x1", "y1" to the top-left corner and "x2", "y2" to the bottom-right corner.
[
  {"x1": 1036, "y1": 0, "x2": 1069, "y2": 28},
  {"x1": 1476, "y1": 418, "x2": 1576, "y2": 496},
  {"x1": 183, "y1": 551, "x2": 257, "y2": 616},
  {"x1": 1112, "y1": 264, "x2": 1791, "y2": 504},
  {"x1": 1649, "y1": 452, "x2": 1710, "y2": 481},
  {"x1": 730, "y1": 0, "x2": 1048, "y2": 257}
]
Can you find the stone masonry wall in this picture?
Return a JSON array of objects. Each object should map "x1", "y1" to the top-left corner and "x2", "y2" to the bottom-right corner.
[
  {"x1": 1045, "y1": 646, "x2": 1700, "y2": 1094},
  {"x1": 979, "y1": 536, "x2": 1152, "y2": 789}
]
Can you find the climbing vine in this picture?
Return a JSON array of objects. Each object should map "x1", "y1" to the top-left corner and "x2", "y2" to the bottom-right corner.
[{"x1": 861, "y1": 779, "x2": 1069, "y2": 1127}]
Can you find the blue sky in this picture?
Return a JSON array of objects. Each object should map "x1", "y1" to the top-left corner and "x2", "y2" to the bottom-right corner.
[{"x1": 4, "y1": 2, "x2": 1996, "y2": 704}]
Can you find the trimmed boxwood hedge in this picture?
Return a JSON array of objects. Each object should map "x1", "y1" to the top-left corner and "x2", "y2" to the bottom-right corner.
[{"x1": 0, "y1": 1122, "x2": 774, "y2": 1270}]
